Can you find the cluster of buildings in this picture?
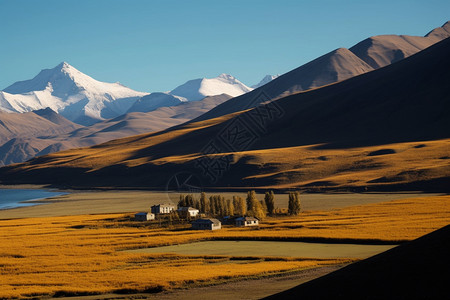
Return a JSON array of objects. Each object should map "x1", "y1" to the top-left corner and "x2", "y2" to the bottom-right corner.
[{"x1": 134, "y1": 203, "x2": 259, "y2": 230}]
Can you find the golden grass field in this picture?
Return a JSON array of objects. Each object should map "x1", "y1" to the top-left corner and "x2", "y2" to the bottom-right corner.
[{"x1": 0, "y1": 195, "x2": 449, "y2": 298}]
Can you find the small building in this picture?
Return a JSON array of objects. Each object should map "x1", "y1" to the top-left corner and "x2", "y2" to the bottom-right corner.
[
  {"x1": 135, "y1": 212, "x2": 155, "y2": 221},
  {"x1": 235, "y1": 216, "x2": 259, "y2": 227},
  {"x1": 178, "y1": 207, "x2": 200, "y2": 218},
  {"x1": 192, "y1": 218, "x2": 222, "y2": 230},
  {"x1": 151, "y1": 203, "x2": 176, "y2": 214}
]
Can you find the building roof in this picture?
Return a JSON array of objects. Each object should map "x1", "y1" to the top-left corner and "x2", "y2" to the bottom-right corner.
[
  {"x1": 152, "y1": 203, "x2": 175, "y2": 208},
  {"x1": 192, "y1": 218, "x2": 221, "y2": 225},
  {"x1": 135, "y1": 212, "x2": 149, "y2": 216},
  {"x1": 236, "y1": 216, "x2": 259, "y2": 221}
]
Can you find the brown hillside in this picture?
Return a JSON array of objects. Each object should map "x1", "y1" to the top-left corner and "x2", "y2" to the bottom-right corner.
[
  {"x1": 0, "y1": 94, "x2": 231, "y2": 166},
  {"x1": 195, "y1": 22, "x2": 449, "y2": 122}
]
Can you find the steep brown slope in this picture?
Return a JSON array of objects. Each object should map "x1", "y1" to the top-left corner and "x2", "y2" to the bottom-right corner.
[
  {"x1": 349, "y1": 21, "x2": 450, "y2": 69},
  {"x1": 0, "y1": 38, "x2": 448, "y2": 190},
  {"x1": 195, "y1": 22, "x2": 449, "y2": 122},
  {"x1": 264, "y1": 225, "x2": 450, "y2": 300},
  {"x1": 0, "y1": 94, "x2": 231, "y2": 166}
]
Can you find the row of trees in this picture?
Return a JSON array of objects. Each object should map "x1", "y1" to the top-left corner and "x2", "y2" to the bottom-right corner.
[{"x1": 178, "y1": 190, "x2": 302, "y2": 219}]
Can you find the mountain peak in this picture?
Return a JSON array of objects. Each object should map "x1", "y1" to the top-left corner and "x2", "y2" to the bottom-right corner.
[
  {"x1": 217, "y1": 73, "x2": 236, "y2": 81},
  {"x1": 1, "y1": 62, "x2": 147, "y2": 125},
  {"x1": 169, "y1": 74, "x2": 252, "y2": 101},
  {"x1": 251, "y1": 74, "x2": 280, "y2": 88},
  {"x1": 424, "y1": 20, "x2": 450, "y2": 39},
  {"x1": 57, "y1": 61, "x2": 70, "y2": 68}
]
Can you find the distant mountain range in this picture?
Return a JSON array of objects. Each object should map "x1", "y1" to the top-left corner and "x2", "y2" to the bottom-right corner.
[
  {"x1": 0, "y1": 21, "x2": 448, "y2": 169},
  {"x1": 0, "y1": 64, "x2": 258, "y2": 126},
  {"x1": 1, "y1": 32, "x2": 448, "y2": 190},
  {"x1": 127, "y1": 74, "x2": 254, "y2": 113}
]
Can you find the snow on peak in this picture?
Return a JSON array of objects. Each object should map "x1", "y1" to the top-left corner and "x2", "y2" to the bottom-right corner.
[
  {"x1": 1, "y1": 62, "x2": 148, "y2": 125},
  {"x1": 217, "y1": 73, "x2": 236, "y2": 81},
  {"x1": 251, "y1": 74, "x2": 280, "y2": 88},
  {"x1": 169, "y1": 74, "x2": 252, "y2": 101}
]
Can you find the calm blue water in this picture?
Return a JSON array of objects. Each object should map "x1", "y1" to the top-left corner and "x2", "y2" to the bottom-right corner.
[{"x1": 0, "y1": 189, "x2": 67, "y2": 210}]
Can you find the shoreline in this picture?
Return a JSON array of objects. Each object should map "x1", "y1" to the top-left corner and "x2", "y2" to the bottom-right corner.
[{"x1": 0, "y1": 188, "x2": 69, "y2": 211}]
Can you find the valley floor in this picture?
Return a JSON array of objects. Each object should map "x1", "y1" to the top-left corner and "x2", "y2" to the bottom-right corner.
[{"x1": 0, "y1": 191, "x2": 448, "y2": 299}]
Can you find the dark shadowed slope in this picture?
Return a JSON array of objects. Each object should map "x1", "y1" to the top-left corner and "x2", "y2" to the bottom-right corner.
[
  {"x1": 195, "y1": 22, "x2": 449, "y2": 122},
  {"x1": 0, "y1": 38, "x2": 448, "y2": 189},
  {"x1": 264, "y1": 225, "x2": 450, "y2": 300}
]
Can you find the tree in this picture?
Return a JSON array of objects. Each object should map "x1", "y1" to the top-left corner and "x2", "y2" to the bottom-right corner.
[
  {"x1": 193, "y1": 199, "x2": 200, "y2": 210},
  {"x1": 248, "y1": 200, "x2": 266, "y2": 220},
  {"x1": 288, "y1": 191, "x2": 301, "y2": 215},
  {"x1": 178, "y1": 194, "x2": 186, "y2": 208},
  {"x1": 236, "y1": 196, "x2": 247, "y2": 216},
  {"x1": 200, "y1": 192, "x2": 207, "y2": 213},
  {"x1": 219, "y1": 196, "x2": 226, "y2": 217},
  {"x1": 227, "y1": 199, "x2": 234, "y2": 216},
  {"x1": 246, "y1": 190, "x2": 258, "y2": 212},
  {"x1": 209, "y1": 196, "x2": 216, "y2": 215},
  {"x1": 233, "y1": 196, "x2": 239, "y2": 212},
  {"x1": 185, "y1": 194, "x2": 194, "y2": 207},
  {"x1": 260, "y1": 200, "x2": 268, "y2": 215},
  {"x1": 264, "y1": 191, "x2": 275, "y2": 216}
]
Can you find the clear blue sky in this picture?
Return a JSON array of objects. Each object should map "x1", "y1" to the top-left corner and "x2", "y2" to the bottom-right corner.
[{"x1": 1, "y1": 0, "x2": 449, "y2": 92}]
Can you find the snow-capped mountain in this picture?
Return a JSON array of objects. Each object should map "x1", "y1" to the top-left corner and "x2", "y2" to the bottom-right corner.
[
  {"x1": 251, "y1": 74, "x2": 280, "y2": 88},
  {"x1": 169, "y1": 73, "x2": 252, "y2": 101},
  {"x1": 125, "y1": 73, "x2": 252, "y2": 114},
  {"x1": 0, "y1": 62, "x2": 148, "y2": 125},
  {"x1": 127, "y1": 92, "x2": 187, "y2": 113}
]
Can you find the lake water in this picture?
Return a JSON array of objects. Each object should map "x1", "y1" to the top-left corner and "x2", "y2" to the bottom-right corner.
[{"x1": 0, "y1": 189, "x2": 67, "y2": 210}]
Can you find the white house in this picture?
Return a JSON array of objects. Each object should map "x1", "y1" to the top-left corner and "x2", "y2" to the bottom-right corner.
[
  {"x1": 135, "y1": 212, "x2": 155, "y2": 221},
  {"x1": 151, "y1": 203, "x2": 176, "y2": 214},
  {"x1": 192, "y1": 218, "x2": 221, "y2": 230},
  {"x1": 178, "y1": 207, "x2": 200, "y2": 218},
  {"x1": 235, "y1": 216, "x2": 259, "y2": 227}
]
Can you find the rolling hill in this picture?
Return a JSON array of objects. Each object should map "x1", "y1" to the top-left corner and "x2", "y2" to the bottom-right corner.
[
  {"x1": 0, "y1": 94, "x2": 231, "y2": 166},
  {"x1": 0, "y1": 36, "x2": 448, "y2": 190},
  {"x1": 194, "y1": 22, "x2": 450, "y2": 122}
]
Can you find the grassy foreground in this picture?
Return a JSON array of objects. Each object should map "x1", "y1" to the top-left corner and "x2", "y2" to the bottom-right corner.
[{"x1": 0, "y1": 195, "x2": 449, "y2": 298}]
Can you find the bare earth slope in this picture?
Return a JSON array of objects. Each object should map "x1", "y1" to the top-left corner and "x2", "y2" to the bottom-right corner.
[
  {"x1": 195, "y1": 22, "x2": 450, "y2": 122},
  {"x1": 264, "y1": 225, "x2": 450, "y2": 300},
  {"x1": 0, "y1": 38, "x2": 448, "y2": 190},
  {"x1": 0, "y1": 94, "x2": 231, "y2": 166},
  {"x1": 0, "y1": 108, "x2": 81, "y2": 144},
  {"x1": 350, "y1": 21, "x2": 450, "y2": 69}
]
